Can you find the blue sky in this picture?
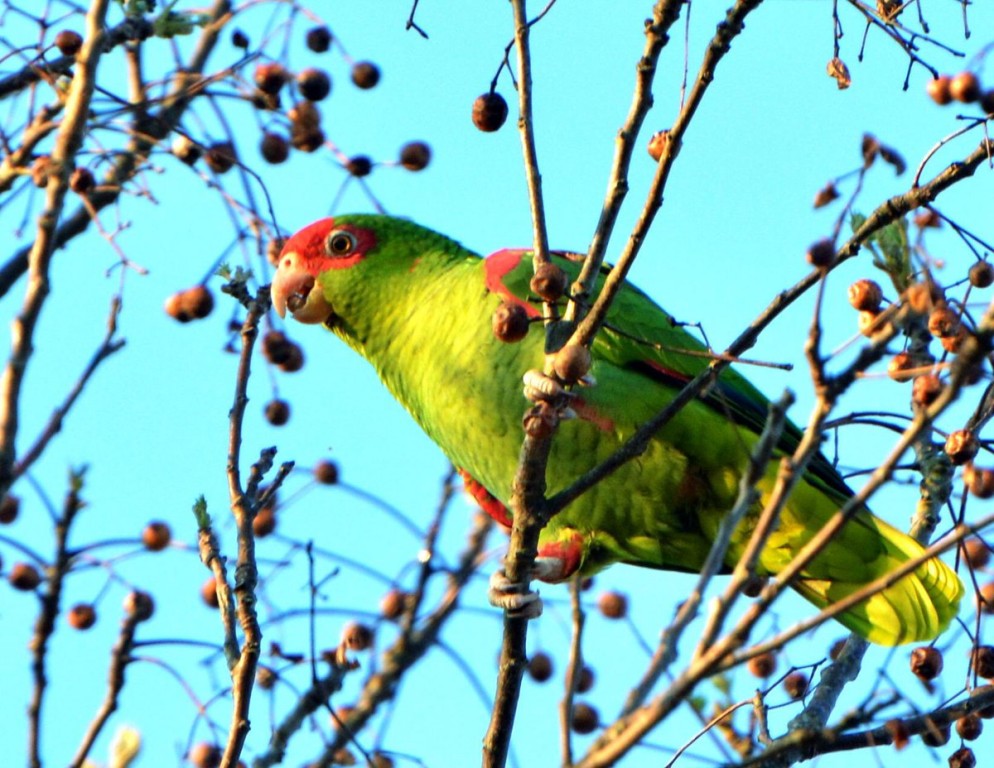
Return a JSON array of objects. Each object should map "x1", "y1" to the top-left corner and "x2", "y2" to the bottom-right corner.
[{"x1": 2, "y1": 1, "x2": 994, "y2": 766}]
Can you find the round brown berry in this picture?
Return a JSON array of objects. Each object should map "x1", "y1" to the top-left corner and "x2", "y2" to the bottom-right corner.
[
  {"x1": 68, "y1": 603, "x2": 97, "y2": 630},
  {"x1": 783, "y1": 672, "x2": 808, "y2": 699},
  {"x1": 492, "y1": 302, "x2": 530, "y2": 343},
  {"x1": 806, "y1": 238, "x2": 835, "y2": 268},
  {"x1": 964, "y1": 465, "x2": 994, "y2": 499},
  {"x1": 969, "y1": 262, "x2": 994, "y2": 289},
  {"x1": 928, "y1": 306, "x2": 960, "y2": 338},
  {"x1": 981, "y1": 90, "x2": 994, "y2": 115},
  {"x1": 910, "y1": 645, "x2": 943, "y2": 681},
  {"x1": 164, "y1": 286, "x2": 213, "y2": 323},
  {"x1": 346, "y1": 155, "x2": 372, "y2": 177},
  {"x1": 351, "y1": 61, "x2": 380, "y2": 89},
  {"x1": 885, "y1": 718, "x2": 910, "y2": 749},
  {"x1": 914, "y1": 209, "x2": 941, "y2": 228},
  {"x1": 527, "y1": 652, "x2": 553, "y2": 682},
  {"x1": 956, "y1": 713, "x2": 983, "y2": 740},
  {"x1": 597, "y1": 590, "x2": 628, "y2": 619},
  {"x1": 848, "y1": 279, "x2": 883, "y2": 312},
  {"x1": 231, "y1": 29, "x2": 249, "y2": 49},
  {"x1": 260, "y1": 133, "x2": 290, "y2": 164},
  {"x1": 277, "y1": 342, "x2": 304, "y2": 373},
  {"x1": 188, "y1": 742, "x2": 223, "y2": 768},
  {"x1": 887, "y1": 352, "x2": 917, "y2": 382},
  {"x1": 289, "y1": 100, "x2": 321, "y2": 130},
  {"x1": 905, "y1": 282, "x2": 937, "y2": 315},
  {"x1": 919, "y1": 717, "x2": 950, "y2": 747},
  {"x1": 297, "y1": 68, "x2": 331, "y2": 101},
  {"x1": 829, "y1": 638, "x2": 848, "y2": 660},
  {"x1": 949, "y1": 747, "x2": 977, "y2": 768},
  {"x1": 742, "y1": 573, "x2": 768, "y2": 598},
  {"x1": 747, "y1": 651, "x2": 777, "y2": 678},
  {"x1": 253, "y1": 506, "x2": 277, "y2": 537},
  {"x1": 945, "y1": 430, "x2": 979, "y2": 466},
  {"x1": 927, "y1": 75, "x2": 953, "y2": 105},
  {"x1": 314, "y1": 460, "x2": 339, "y2": 485},
  {"x1": 54, "y1": 30, "x2": 83, "y2": 56},
  {"x1": 172, "y1": 135, "x2": 201, "y2": 165},
  {"x1": 31, "y1": 156, "x2": 53, "y2": 188},
  {"x1": 185, "y1": 286, "x2": 214, "y2": 319},
  {"x1": 124, "y1": 590, "x2": 155, "y2": 621},
  {"x1": 201, "y1": 577, "x2": 220, "y2": 608},
  {"x1": 399, "y1": 141, "x2": 431, "y2": 171},
  {"x1": 141, "y1": 521, "x2": 172, "y2": 552},
  {"x1": 254, "y1": 62, "x2": 289, "y2": 95},
  {"x1": 472, "y1": 92, "x2": 509, "y2": 132},
  {"x1": 962, "y1": 537, "x2": 989, "y2": 569},
  {"x1": 69, "y1": 167, "x2": 95, "y2": 194},
  {"x1": 530, "y1": 263, "x2": 569, "y2": 302},
  {"x1": 262, "y1": 331, "x2": 293, "y2": 364},
  {"x1": 9, "y1": 562, "x2": 41, "y2": 591},
  {"x1": 553, "y1": 344, "x2": 592, "y2": 384},
  {"x1": 291, "y1": 128, "x2": 325, "y2": 153},
  {"x1": 341, "y1": 621, "x2": 374, "y2": 651},
  {"x1": 370, "y1": 753, "x2": 395, "y2": 768},
  {"x1": 0, "y1": 495, "x2": 19, "y2": 524},
  {"x1": 380, "y1": 589, "x2": 408, "y2": 620},
  {"x1": 264, "y1": 399, "x2": 290, "y2": 426},
  {"x1": 570, "y1": 702, "x2": 599, "y2": 734},
  {"x1": 306, "y1": 26, "x2": 332, "y2": 52},
  {"x1": 950, "y1": 71, "x2": 981, "y2": 103},
  {"x1": 912, "y1": 374, "x2": 942, "y2": 407},
  {"x1": 940, "y1": 329, "x2": 967, "y2": 354},
  {"x1": 972, "y1": 645, "x2": 994, "y2": 679},
  {"x1": 256, "y1": 665, "x2": 277, "y2": 690},
  {"x1": 204, "y1": 142, "x2": 237, "y2": 174}
]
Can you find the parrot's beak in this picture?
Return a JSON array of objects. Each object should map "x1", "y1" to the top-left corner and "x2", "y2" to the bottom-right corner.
[{"x1": 271, "y1": 251, "x2": 332, "y2": 324}]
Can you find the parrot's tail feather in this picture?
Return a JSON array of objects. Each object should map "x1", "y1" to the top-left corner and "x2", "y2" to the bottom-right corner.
[{"x1": 792, "y1": 547, "x2": 962, "y2": 646}]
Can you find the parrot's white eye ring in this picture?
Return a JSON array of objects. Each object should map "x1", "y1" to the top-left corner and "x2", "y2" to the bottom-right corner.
[{"x1": 326, "y1": 230, "x2": 357, "y2": 257}]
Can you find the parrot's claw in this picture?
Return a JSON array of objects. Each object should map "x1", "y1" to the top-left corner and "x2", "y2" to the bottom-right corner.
[
  {"x1": 522, "y1": 370, "x2": 572, "y2": 403},
  {"x1": 488, "y1": 569, "x2": 544, "y2": 619}
]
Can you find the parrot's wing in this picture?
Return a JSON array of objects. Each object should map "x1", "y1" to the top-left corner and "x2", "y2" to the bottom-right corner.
[{"x1": 484, "y1": 249, "x2": 853, "y2": 502}]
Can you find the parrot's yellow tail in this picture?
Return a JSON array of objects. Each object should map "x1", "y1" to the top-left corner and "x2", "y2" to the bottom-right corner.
[{"x1": 789, "y1": 514, "x2": 963, "y2": 645}]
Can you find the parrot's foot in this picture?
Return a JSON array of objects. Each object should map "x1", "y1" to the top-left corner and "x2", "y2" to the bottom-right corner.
[
  {"x1": 523, "y1": 370, "x2": 586, "y2": 421},
  {"x1": 489, "y1": 568, "x2": 543, "y2": 618},
  {"x1": 488, "y1": 551, "x2": 580, "y2": 618}
]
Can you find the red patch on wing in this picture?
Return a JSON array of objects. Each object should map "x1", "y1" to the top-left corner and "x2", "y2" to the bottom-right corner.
[
  {"x1": 280, "y1": 218, "x2": 377, "y2": 273},
  {"x1": 483, "y1": 249, "x2": 541, "y2": 318},
  {"x1": 457, "y1": 468, "x2": 512, "y2": 528},
  {"x1": 571, "y1": 397, "x2": 614, "y2": 432},
  {"x1": 536, "y1": 533, "x2": 584, "y2": 582},
  {"x1": 640, "y1": 358, "x2": 692, "y2": 386}
]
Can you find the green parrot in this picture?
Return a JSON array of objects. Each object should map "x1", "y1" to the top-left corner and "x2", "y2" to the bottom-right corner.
[{"x1": 271, "y1": 214, "x2": 962, "y2": 645}]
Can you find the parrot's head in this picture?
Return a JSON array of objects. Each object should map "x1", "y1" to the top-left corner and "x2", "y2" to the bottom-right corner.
[
  {"x1": 271, "y1": 216, "x2": 380, "y2": 325},
  {"x1": 272, "y1": 214, "x2": 470, "y2": 341}
]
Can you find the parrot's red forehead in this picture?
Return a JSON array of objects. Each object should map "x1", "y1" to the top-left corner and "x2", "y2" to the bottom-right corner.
[{"x1": 280, "y1": 218, "x2": 377, "y2": 273}]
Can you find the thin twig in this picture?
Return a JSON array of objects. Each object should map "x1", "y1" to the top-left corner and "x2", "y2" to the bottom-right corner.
[{"x1": 28, "y1": 472, "x2": 85, "y2": 768}]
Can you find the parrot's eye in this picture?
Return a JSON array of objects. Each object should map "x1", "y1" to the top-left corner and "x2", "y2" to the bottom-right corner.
[{"x1": 326, "y1": 230, "x2": 357, "y2": 258}]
